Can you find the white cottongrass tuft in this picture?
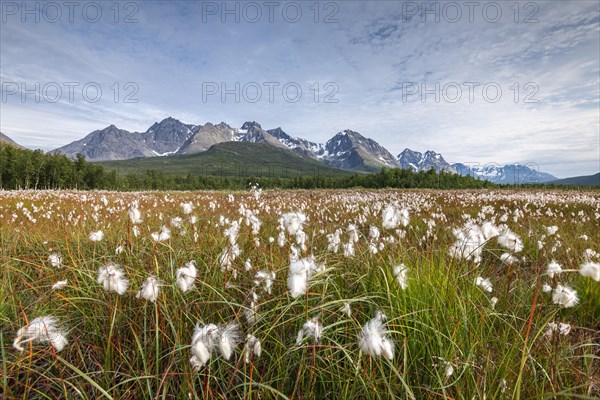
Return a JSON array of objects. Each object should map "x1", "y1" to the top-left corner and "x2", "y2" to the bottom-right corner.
[
  {"x1": 88, "y1": 230, "x2": 104, "y2": 242},
  {"x1": 546, "y1": 260, "x2": 562, "y2": 279},
  {"x1": 219, "y1": 244, "x2": 241, "y2": 278},
  {"x1": 254, "y1": 270, "x2": 276, "y2": 294},
  {"x1": 343, "y1": 241, "x2": 355, "y2": 257},
  {"x1": 281, "y1": 212, "x2": 307, "y2": 235},
  {"x1": 326, "y1": 229, "x2": 342, "y2": 253},
  {"x1": 445, "y1": 362, "x2": 454, "y2": 378},
  {"x1": 170, "y1": 217, "x2": 183, "y2": 229},
  {"x1": 340, "y1": 302, "x2": 352, "y2": 318},
  {"x1": 448, "y1": 222, "x2": 487, "y2": 264},
  {"x1": 545, "y1": 322, "x2": 571, "y2": 338},
  {"x1": 475, "y1": 276, "x2": 493, "y2": 293},
  {"x1": 497, "y1": 229, "x2": 524, "y2": 253},
  {"x1": 136, "y1": 275, "x2": 160, "y2": 302},
  {"x1": 244, "y1": 334, "x2": 262, "y2": 363},
  {"x1": 433, "y1": 357, "x2": 454, "y2": 379},
  {"x1": 382, "y1": 205, "x2": 410, "y2": 229},
  {"x1": 296, "y1": 317, "x2": 323, "y2": 344},
  {"x1": 369, "y1": 243, "x2": 378, "y2": 254},
  {"x1": 287, "y1": 256, "x2": 324, "y2": 298},
  {"x1": 13, "y1": 316, "x2": 68, "y2": 352},
  {"x1": 490, "y1": 296, "x2": 498, "y2": 309},
  {"x1": 97, "y1": 262, "x2": 129, "y2": 295},
  {"x1": 175, "y1": 261, "x2": 197, "y2": 293},
  {"x1": 481, "y1": 221, "x2": 500, "y2": 240},
  {"x1": 393, "y1": 264, "x2": 408, "y2": 290},
  {"x1": 500, "y1": 252, "x2": 519, "y2": 266},
  {"x1": 48, "y1": 252, "x2": 62, "y2": 268},
  {"x1": 358, "y1": 312, "x2": 394, "y2": 360},
  {"x1": 190, "y1": 323, "x2": 219, "y2": 370},
  {"x1": 369, "y1": 226, "x2": 380, "y2": 241},
  {"x1": 151, "y1": 226, "x2": 171, "y2": 242},
  {"x1": 217, "y1": 322, "x2": 242, "y2": 360},
  {"x1": 181, "y1": 202, "x2": 194, "y2": 215},
  {"x1": 579, "y1": 261, "x2": 599, "y2": 281},
  {"x1": 128, "y1": 205, "x2": 142, "y2": 224},
  {"x1": 552, "y1": 284, "x2": 579, "y2": 308},
  {"x1": 287, "y1": 265, "x2": 307, "y2": 298},
  {"x1": 347, "y1": 224, "x2": 360, "y2": 243},
  {"x1": 244, "y1": 290, "x2": 260, "y2": 325},
  {"x1": 224, "y1": 220, "x2": 240, "y2": 246},
  {"x1": 51, "y1": 280, "x2": 68, "y2": 290},
  {"x1": 542, "y1": 283, "x2": 552, "y2": 293}
]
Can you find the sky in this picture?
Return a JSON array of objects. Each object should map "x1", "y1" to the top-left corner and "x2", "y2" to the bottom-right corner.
[{"x1": 1, "y1": 0, "x2": 599, "y2": 178}]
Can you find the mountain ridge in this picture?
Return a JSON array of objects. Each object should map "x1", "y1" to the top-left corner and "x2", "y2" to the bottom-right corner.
[
  {"x1": 52, "y1": 117, "x2": 400, "y2": 172},
  {"x1": 549, "y1": 172, "x2": 599, "y2": 186},
  {"x1": 0, "y1": 132, "x2": 26, "y2": 149},
  {"x1": 49, "y1": 117, "x2": 559, "y2": 181}
]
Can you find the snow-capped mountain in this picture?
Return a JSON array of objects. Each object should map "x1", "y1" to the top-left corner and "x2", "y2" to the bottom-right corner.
[
  {"x1": 50, "y1": 117, "x2": 558, "y2": 180},
  {"x1": 397, "y1": 149, "x2": 456, "y2": 173},
  {"x1": 143, "y1": 117, "x2": 197, "y2": 156},
  {"x1": 53, "y1": 117, "x2": 196, "y2": 161},
  {"x1": 396, "y1": 148, "x2": 557, "y2": 183},
  {"x1": 52, "y1": 118, "x2": 398, "y2": 172},
  {"x1": 236, "y1": 121, "x2": 289, "y2": 149},
  {"x1": 452, "y1": 163, "x2": 557, "y2": 184},
  {"x1": 266, "y1": 127, "x2": 324, "y2": 158},
  {"x1": 319, "y1": 130, "x2": 400, "y2": 171}
]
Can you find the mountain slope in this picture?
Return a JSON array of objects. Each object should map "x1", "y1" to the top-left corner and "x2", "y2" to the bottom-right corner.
[
  {"x1": 320, "y1": 130, "x2": 400, "y2": 172},
  {"x1": 549, "y1": 173, "x2": 600, "y2": 186},
  {"x1": 143, "y1": 117, "x2": 196, "y2": 155},
  {"x1": 0, "y1": 132, "x2": 26, "y2": 149},
  {"x1": 237, "y1": 121, "x2": 288, "y2": 149},
  {"x1": 178, "y1": 122, "x2": 238, "y2": 154},
  {"x1": 99, "y1": 141, "x2": 353, "y2": 178},
  {"x1": 267, "y1": 127, "x2": 324, "y2": 158},
  {"x1": 53, "y1": 125, "x2": 154, "y2": 161}
]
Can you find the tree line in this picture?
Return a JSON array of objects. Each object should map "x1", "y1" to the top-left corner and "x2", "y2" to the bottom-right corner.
[
  {"x1": 0, "y1": 145, "x2": 117, "y2": 189},
  {"x1": 0, "y1": 144, "x2": 496, "y2": 190}
]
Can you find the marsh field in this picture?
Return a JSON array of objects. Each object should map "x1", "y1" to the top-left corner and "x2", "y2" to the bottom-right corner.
[{"x1": 0, "y1": 188, "x2": 598, "y2": 399}]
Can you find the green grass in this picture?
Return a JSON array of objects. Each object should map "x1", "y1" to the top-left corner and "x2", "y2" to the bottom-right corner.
[
  {"x1": 98, "y1": 142, "x2": 354, "y2": 179},
  {"x1": 0, "y1": 189, "x2": 598, "y2": 399}
]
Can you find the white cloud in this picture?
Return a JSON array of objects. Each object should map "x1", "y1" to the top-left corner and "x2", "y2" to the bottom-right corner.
[{"x1": 1, "y1": 1, "x2": 598, "y2": 177}]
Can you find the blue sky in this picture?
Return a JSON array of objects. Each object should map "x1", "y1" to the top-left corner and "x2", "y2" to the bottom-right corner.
[{"x1": 1, "y1": 0, "x2": 598, "y2": 177}]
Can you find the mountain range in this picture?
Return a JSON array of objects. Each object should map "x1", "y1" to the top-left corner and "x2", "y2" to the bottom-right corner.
[
  {"x1": 3, "y1": 118, "x2": 563, "y2": 183},
  {"x1": 52, "y1": 118, "x2": 402, "y2": 173}
]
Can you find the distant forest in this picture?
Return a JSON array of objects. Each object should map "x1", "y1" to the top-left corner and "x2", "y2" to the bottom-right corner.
[{"x1": 1, "y1": 144, "x2": 499, "y2": 190}]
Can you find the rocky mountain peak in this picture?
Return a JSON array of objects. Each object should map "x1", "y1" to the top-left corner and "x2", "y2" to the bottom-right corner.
[{"x1": 241, "y1": 121, "x2": 262, "y2": 131}]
